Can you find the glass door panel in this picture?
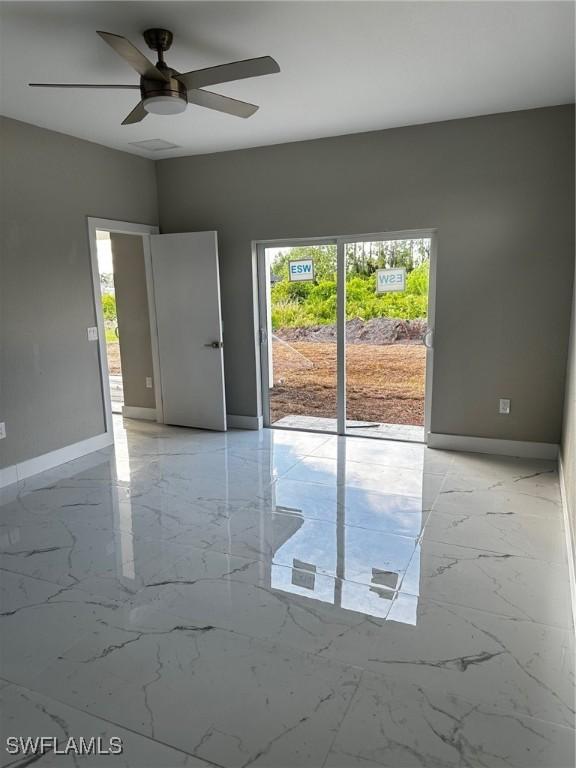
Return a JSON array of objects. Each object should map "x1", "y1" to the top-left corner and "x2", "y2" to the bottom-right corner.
[
  {"x1": 344, "y1": 238, "x2": 431, "y2": 442},
  {"x1": 264, "y1": 243, "x2": 338, "y2": 432}
]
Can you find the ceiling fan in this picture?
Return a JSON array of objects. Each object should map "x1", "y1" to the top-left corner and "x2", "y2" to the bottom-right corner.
[{"x1": 29, "y1": 28, "x2": 280, "y2": 124}]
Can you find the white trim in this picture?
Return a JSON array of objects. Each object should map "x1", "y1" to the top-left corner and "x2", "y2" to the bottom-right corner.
[
  {"x1": 424, "y1": 234, "x2": 437, "y2": 439},
  {"x1": 558, "y1": 453, "x2": 576, "y2": 636},
  {"x1": 336, "y1": 239, "x2": 346, "y2": 434},
  {"x1": 427, "y1": 432, "x2": 559, "y2": 459},
  {"x1": 0, "y1": 465, "x2": 18, "y2": 489},
  {"x1": 251, "y1": 242, "x2": 266, "y2": 414},
  {"x1": 227, "y1": 414, "x2": 263, "y2": 430},
  {"x1": 256, "y1": 229, "x2": 437, "y2": 249},
  {"x1": 256, "y1": 242, "x2": 271, "y2": 428},
  {"x1": 87, "y1": 220, "x2": 113, "y2": 440},
  {"x1": 0, "y1": 432, "x2": 113, "y2": 489},
  {"x1": 121, "y1": 406, "x2": 157, "y2": 421},
  {"x1": 255, "y1": 242, "x2": 268, "y2": 426},
  {"x1": 86, "y1": 217, "x2": 160, "y2": 443},
  {"x1": 142, "y1": 233, "x2": 164, "y2": 423}
]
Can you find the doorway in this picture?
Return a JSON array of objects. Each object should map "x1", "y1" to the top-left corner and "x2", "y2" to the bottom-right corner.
[
  {"x1": 95, "y1": 230, "x2": 159, "y2": 421},
  {"x1": 257, "y1": 231, "x2": 436, "y2": 443},
  {"x1": 88, "y1": 218, "x2": 161, "y2": 439}
]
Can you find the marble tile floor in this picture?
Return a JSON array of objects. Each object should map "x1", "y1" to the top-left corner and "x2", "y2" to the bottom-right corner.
[{"x1": 0, "y1": 415, "x2": 574, "y2": 767}]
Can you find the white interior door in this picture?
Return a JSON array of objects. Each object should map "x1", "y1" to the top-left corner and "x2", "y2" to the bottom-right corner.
[{"x1": 150, "y1": 231, "x2": 226, "y2": 431}]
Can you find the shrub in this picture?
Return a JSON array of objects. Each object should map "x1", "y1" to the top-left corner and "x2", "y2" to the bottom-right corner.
[
  {"x1": 406, "y1": 262, "x2": 429, "y2": 296},
  {"x1": 270, "y1": 265, "x2": 428, "y2": 329},
  {"x1": 101, "y1": 293, "x2": 117, "y2": 321}
]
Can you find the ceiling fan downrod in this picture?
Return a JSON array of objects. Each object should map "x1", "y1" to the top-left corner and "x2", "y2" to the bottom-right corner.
[{"x1": 142, "y1": 28, "x2": 173, "y2": 67}]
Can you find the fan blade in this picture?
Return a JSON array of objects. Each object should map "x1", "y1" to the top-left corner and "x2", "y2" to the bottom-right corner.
[
  {"x1": 97, "y1": 31, "x2": 169, "y2": 82},
  {"x1": 176, "y1": 56, "x2": 279, "y2": 90},
  {"x1": 29, "y1": 83, "x2": 140, "y2": 89},
  {"x1": 122, "y1": 101, "x2": 147, "y2": 125},
  {"x1": 186, "y1": 89, "x2": 258, "y2": 118}
]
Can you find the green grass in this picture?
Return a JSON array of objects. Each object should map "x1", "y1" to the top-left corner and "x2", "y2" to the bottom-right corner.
[{"x1": 105, "y1": 328, "x2": 118, "y2": 343}]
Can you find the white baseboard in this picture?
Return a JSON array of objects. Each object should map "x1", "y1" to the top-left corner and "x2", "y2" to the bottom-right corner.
[
  {"x1": 0, "y1": 465, "x2": 18, "y2": 488},
  {"x1": 558, "y1": 453, "x2": 576, "y2": 636},
  {"x1": 427, "y1": 432, "x2": 559, "y2": 460},
  {"x1": 0, "y1": 432, "x2": 114, "y2": 489},
  {"x1": 122, "y1": 405, "x2": 157, "y2": 421},
  {"x1": 227, "y1": 414, "x2": 263, "y2": 430}
]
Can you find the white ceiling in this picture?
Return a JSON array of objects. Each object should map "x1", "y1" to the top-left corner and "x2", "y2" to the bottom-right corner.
[{"x1": 0, "y1": 1, "x2": 574, "y2": 158}]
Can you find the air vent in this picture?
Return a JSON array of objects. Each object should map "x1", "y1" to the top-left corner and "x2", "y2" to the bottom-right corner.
[{"x1": 128, "y1": 139, "x2": 180, "y2": 152}]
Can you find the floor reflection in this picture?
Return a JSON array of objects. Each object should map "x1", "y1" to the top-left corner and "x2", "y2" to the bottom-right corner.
[
  {"x1": 111, "y1": 427, "x2": 135, "y2": 577},
  {"x1": 9, "y1": 419, "x2": 428, "y2": 626},
  {"x1": 270, "y1": 563, "x2": 395, "y2": 620},
  {"x1": 266, "y1": 437, "x2": 423, "y2": 624}
]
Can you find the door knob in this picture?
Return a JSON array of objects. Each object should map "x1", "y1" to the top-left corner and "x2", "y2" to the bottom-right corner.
[{"x1": 204, "y1": 341, "x2": 224, "y2": 349}]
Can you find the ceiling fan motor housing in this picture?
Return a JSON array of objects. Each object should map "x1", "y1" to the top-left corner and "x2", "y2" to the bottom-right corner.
[
  {"x1": 140, "y1": 68, "x2": 187, "y2": 103},
  {"x1": 140, "y1": 29, "x2": 187, "y2": 112}
]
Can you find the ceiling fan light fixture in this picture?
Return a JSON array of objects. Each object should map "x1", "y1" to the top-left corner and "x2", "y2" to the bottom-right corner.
[{"x1": 143, "y1": 95, "x2": 186, "y2": 115}]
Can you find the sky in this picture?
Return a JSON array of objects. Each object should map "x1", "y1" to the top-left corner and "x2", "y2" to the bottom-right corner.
[{"x1": 96, "y1": 230, "x2": 113, "y2": 274}]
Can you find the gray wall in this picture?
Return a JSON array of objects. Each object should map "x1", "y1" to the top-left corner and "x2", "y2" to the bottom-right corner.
[
  {"x1": 0, "y1": 117, "x2": 158, "y2": 468},
  {"x1": 2, "y1": 107, "x2": 573, "y2": 471},
  {"x1": 110, "y1": 234, "x2": 156, "y2": 411},
  {"x1": 157, "y1": 106, "x2": 575, "y2": 443},
  {"x1": 561, "y1": 248, "x2": 575, "y2": 571}
]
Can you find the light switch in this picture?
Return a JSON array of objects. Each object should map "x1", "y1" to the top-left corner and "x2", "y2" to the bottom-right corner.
[
  {"x1": 146, "y1": 377, "x2": 153, "y2": 389},
  {"x1": 0, "y1": 422, "x2": 5, "y2": 440},
  {"x1": 499, "y1": 398, "x2": 511, "y2": 415},
  {"x1": 87, "y1": 327, "x2": 98, "y2": 341}
]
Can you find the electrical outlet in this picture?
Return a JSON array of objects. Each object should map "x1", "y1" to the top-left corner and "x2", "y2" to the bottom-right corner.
[
  {"x1": 87, "y1": 326, "x2": 98, "y2": 341},
  {"x1": 0, "y1": 422, "x2": 6, "y2": 440},
  {"x1": 146, "y1": 377, "x2": 153, "y2": 389},
  {"x1": 499, "y1": 398, "x2": 511, "y2": 415}
]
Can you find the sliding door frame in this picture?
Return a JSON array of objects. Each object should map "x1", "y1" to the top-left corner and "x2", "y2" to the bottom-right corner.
[{"x1": 255, "y1": 228, "x2": 437, "y2": 442}]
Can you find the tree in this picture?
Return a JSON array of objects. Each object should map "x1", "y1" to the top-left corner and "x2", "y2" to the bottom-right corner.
[{"x1": 345, "y1": 239, "x2": 430, "y2": 275}]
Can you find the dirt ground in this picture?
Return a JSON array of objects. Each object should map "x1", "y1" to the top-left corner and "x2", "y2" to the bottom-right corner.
[
  {"x1": 107, "y1": 338, "x2": 425, "y2": 426},
  {"x1": 270, "y1": 341, "x2": 425, "y2": 426},
  {"x1": 106, "y1": 342, "x2": 121, "y2": 375}
]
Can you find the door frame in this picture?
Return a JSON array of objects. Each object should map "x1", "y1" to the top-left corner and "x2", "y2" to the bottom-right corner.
[
  {"x1": 87, "y1": 217, "x2": 161, "y2": 440},
  {"x1": 255, "y1": 229, "x2": 438, "y2": 442}
]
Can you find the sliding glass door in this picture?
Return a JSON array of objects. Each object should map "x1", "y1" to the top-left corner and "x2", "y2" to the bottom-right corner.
[
  {"x1": 258, "y1": 231, "x2": 435, "y2": 443},
  {"x1": 259, "y1": 240, "x2": 339, "y2": 433}
]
